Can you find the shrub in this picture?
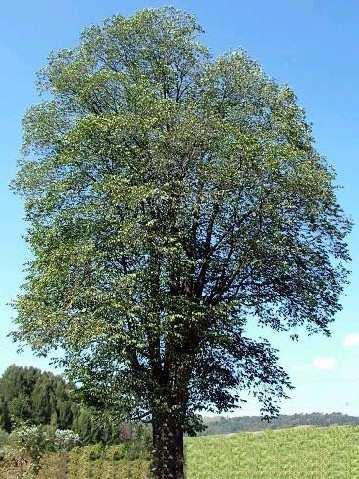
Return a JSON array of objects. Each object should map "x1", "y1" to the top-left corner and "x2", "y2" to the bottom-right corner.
[
  {"x1": 6, "y1": 425, "x2": 48, "y2": 477},
  {"x1": 105, "y1": 444, "x2": 126, "y2": 461},
  {"x1": 85, "y1": 443, "x2": 104, "y2": 461},
  {"x1": 68, "y1": 445, "x2": 150, "y2": 479},
  {"x1": 54, "y1": 429, "x2": 80, "y2": 452}
]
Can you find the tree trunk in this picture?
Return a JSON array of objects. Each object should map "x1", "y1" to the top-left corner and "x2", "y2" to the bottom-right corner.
[{"x1": 151, "y1": 414, "x2": 185, "y2": 479}]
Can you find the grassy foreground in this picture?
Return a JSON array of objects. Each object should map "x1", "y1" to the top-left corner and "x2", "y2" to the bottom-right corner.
[
  {"x1": 2, "y1": 425, "x2": 359, "y2": 478},
  {"x1": 186, "y1": 426, "x2": 359, "y2": 478}
]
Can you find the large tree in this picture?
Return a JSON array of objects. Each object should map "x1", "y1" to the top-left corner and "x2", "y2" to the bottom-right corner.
[{"x1": 12, "y1": 7, "x2": 350, "y2": 478}]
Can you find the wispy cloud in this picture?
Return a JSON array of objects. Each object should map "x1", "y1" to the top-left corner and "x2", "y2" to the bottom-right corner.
[
  {"x1": 312, "y1": 357, "x2": 336, "y2": 371},
  {"x1": 343, "y1": 333, "x2": 359, "y2": 347}
]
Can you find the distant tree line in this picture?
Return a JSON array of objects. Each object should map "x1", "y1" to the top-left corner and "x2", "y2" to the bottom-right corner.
[
  {"x1": 0, "y1": 365, "x2": 137, "y2": 444},
  {"x1": 201, "y1": 412, "x2": 359, "y2": 435}
]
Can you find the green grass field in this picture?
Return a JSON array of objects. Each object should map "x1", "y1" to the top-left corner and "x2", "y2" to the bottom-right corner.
[{"x1": 186, "y1": 426, "x2": 359, "y2": 478}]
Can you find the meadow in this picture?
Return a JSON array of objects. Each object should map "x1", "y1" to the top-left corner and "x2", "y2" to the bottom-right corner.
[
  {"x1": 2, "y1": 425, "x2": 359, "y2": 478},
  {"x1": 186, "y1": 426, "x2": 359, "y2": 478}
]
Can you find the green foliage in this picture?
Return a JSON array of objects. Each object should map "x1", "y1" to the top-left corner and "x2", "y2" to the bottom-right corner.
[
  {"x1": 70, "y1": 407, "x2": 142, "y2": 445},
  {"x1": 2, "y1": 425, "x2": 80, "y2": 478},
  {"x1": 0, "y1": 366, "x2": 75, "y2": 433},
  {"x1": 53, "y1": 429, "x2": 80, "y2": 452},
  {"x1": 68, "y1": 445, "x2": 149, "y2": 479},
  {"x1": 106, "y1": 444, "x2": 127, "y2": 461},
  {"x1": 0, "y1": 430, "x2": 9, "y2": 448},
  {"x1": 0, "y1": 366, "x2": 134, "y2": 446},
  {"x1": 0, "y1": 430, "x2": 9, "y2": 463},
  {"x1": 12, "y1": 5, "x2": 351, "y2": 476},
  {"x1": 2, "y1": 426, "x2": 358, "y2": 478},
  {"x1": 0, "y1": 401, "x2": 11, "y2": 434},
  {"x1": 84, "y1": 443, "x2": 104, "y2": 461},
  {"x1": 6, "y1": 425, "x2": 48, "y2": 477},
  {"x1": 0, "y1": 426, "x2": 359, "y2": 479}
]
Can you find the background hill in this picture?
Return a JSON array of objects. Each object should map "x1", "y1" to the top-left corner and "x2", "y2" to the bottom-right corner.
[{"x1": 201, "y1": 412, "x2": 359, "y2": 435}]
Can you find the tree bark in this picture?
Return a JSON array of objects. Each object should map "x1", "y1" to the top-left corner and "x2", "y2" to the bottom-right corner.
[{"x1": 151, "y1": 414, "x2": 185, "y2": 479}]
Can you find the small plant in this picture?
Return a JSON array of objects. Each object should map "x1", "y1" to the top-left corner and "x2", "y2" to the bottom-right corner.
[
  {"x1": 6, "y1": 424, "x2": 48, "y2": 477},
  {"x1": 107, "y1": 444, "x2": 126, "y2": 461},
  {"x1": 54, "y1": 429, "x2": 81, "y2": 452},
  {"x1": 86, "y1": 443, "x2": 104, "y2": 461}
]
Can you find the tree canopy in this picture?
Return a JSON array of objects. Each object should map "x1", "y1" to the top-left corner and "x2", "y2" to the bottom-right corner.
[{"x1": 12, "y1": 7, "x2": 350, "y2": 478}]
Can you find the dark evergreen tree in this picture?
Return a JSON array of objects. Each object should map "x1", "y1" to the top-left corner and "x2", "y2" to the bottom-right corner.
[
  {"x1": 0, "y1": 366, "x2": 74, "y2": 433},
  {"x1": 0, "y1": 365, "x2": 131, "y2": 444},
  {"x1": 0, "y1": 398, "x2": 11, "y2": 432}
]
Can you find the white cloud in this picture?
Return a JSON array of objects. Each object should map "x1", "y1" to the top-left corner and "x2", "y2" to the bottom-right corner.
[
  {"x1": 343, "y1": 333, "x2": 359, "y2": 347},
  {"x1": 312, "y1": 357, "x2": 336, "y2": 371}
]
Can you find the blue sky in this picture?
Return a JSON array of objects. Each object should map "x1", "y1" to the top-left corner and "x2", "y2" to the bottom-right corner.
[{"x1": 1, "y1": 0, "x2": 359, "y2": 416}]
